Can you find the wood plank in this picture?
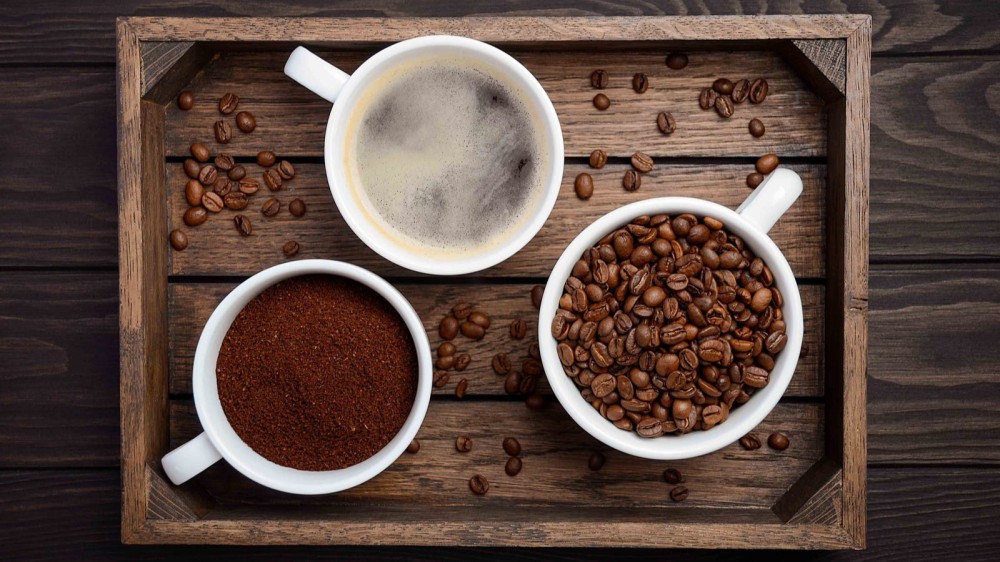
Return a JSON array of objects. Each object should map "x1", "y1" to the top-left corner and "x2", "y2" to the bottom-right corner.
[
  {"x1": 167, "y1": 282, "x2": 825, "y2": 397},
  {"x1": 869, "y1": 264, "x2": 1000, "y2": 465},
  {"x1": 167, "y1": 162, "x2": 827, "y2": 278},
  {"x1": 0, "y1": 272, "x2": 119, "y2": 468}
]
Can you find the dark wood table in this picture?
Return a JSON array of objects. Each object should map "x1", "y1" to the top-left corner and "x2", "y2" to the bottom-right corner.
[{"x1": 1, "y1": 2, "x2": 997, "y2": 559}]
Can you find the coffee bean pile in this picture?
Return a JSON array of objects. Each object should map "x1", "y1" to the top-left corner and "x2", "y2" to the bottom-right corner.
[
  {"x1": 551, "y1": 213, "x2": 789, "y2": 438},
  {"x1": 698, "y1": 77, "x2": 769, "y2": 120},
  {"x1": 747, "y1": 153, "x2": 781, "y2": 189},
  {"x1": 436, "y1": 303, "x2": 492, "y2": 398},
  {"x1": 171, "y1": 91, "x2": 304, "y2": 255}
]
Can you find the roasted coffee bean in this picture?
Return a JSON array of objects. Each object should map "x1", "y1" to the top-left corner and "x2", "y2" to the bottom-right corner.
[
  {"x1": 228, "y1": 165, "x2": 246, "y2": 181},
  {"x1": 749, "y1": 78, "x2": 769, "y2": 103},
  {"x1": 768, "y1": 432, "x2": 789, "y2": 450},
  {"x1": 455, "y1": 435, "x2": 473, "y2": 452},
  {"x1": 531, "y1": 285, "x2": 545, "y2": 309},
  {"x1": 406, "y1": 439, "x2": 420, "y2": 454},
  {"x1": 183, "y1": 158, "x2": 201, "y2": 179},
  {"x1": 492, "y1": 353, "x2": 511, "y2": 375},
  {"x1": 529, "y1": 342, "x2": 541, "y2": 360},
  {"x1": 263, "y1": 168, "x2": 283, "y2": 191},
  {"x1": 198, "y1": 165, "x2": 217, "y2": 186},
  {"x1": 523, "y1": 358, "x2": 543, "y2": 377},
  {"x1": 289, "y1": 198, "x2": 306, "y2": 217},
  {"x1": 469, "y1": 311, "x2": 491, "y2": 329},
  {"x1": 451, "y1": 303, "x2": 473, "y2": 319},
  {"x1": 455, "y1": 354, "x2": 471, "y2": 371},
  {"x1": 184, "y1": 180, "x2": 205, "y2": 207},
  {"x1": 256, "y1": 151, "x2": 276, "y2": 167},
  {"x1": 636, "y1": 417, "x2": 663, "y2": 437},
  {"x1": 756, "y1": 153, "x2": 780, "y2": 174},
  {"x1": 747, "y1": 172, "x2": 764, "y2": 189},
  {"x1": 461, "y1": 321, "x2": 486, "y2": 340},
  {"x1": 714, "y1": 95, "x2": 734, "y2": 118},
  {"x1": 589, "y1": 149, "x2": 607, "y2": 169},
  {"x1": 469, "y1": 474, "x2": 489, "y2": 495},
  {"x1": 238, "y1": 178, "x2": 259, "y2": 194},
  {"x1": 455, "y1": 378, "x2": 469, "y2": 399},
  {"x1": 169, "y1": 229, "x2": 188, "y2": 251},
  {"x1": 504, "y1": 370, "x2": 522, "y2": 395},
  {"x1": 433, "y1": 370, "x2": 450, "y2": 388},
  {"x1": 656, "y1": 111, "x2": 676, "y2": 134},
  {"x1": 435, "y1": 351, "x2": 455, "y2": 370},
  {"x1": 235, "y1": 111, "x2": 256, "y2": 133},
  {"x1": 439, "y1": 316, "x2": 459, "y2": 340},
  {"x1": 631, "y1": 152, "x2": 654, "y2": 173},
  {"x1": 509, "y1": 319, "x2": 528, "y2": 339},
  {"x1": 632, "y1": 73, "x2": 649, "y2": 93},
  {"x1": 177, "y1": 91, "x2": 194, "y2": 110},
  {"x1": 214, "y1": 153, "x2": 235, "y2": 170},
  {"x1": 712, "y1": 78, "x2": 734, "y2": 95},
  {"x1": 261, "y1": 197, "x2": 281, "y2": 217},
  {"x1": 525, "y1": 393, "x2": 547, "y2": 410},
  {"x1": 590, "y1": 69, "x2": 609, "y2": 89},
  {"x1": 218, "y1": 92, "x2": 239, "y2": 114},
  {"x1": 622, "y1": 170, "x2": 641, "y2": 191},
  {"x1": 503, "y1": 437, "x2": 521, "y2": 457},
  {"x1": 505, "y1": 456, "x2": 523, "y2": 476},
  {"x1": 748, "y1": 118, "x2": 765, "y2": 137},
  {"x1": 438, "y1": 342, "x2": 457, "y2": 357},
  {"x1": 739, "y1": 433, "x2": 762, "y2": 450},
  {"x1": 282, "y1": 240, "x2": 300, "y2": 257},
  {"x1": 278, "y1": 160, "x2": 296, "y2": 180},
  {"x1": 731, "y1": 79, "x2": 750, "y2": 103},
  {"x1": 233, "y1": 214, "x2": 252, "y2": 236},
  {"x1": 224, "y1": 191, "x2": 249, "y2": 210},
  {"x1": 575, "y1": 173, "x2": 594, "y2": 200},
  {"x1": 519, "y1": 373, "x2": 537, "y2": 396},
  {"x1": 665, "y1": 52, "x2": 688, "y2": 70},
  {"x1": 593, "y1": 93, "x2": 610, "y2": 111},
  {"x1": 766, "y1": 330, "x2": 788, "y2": 354},
  {"x1": 669, "y1": 486, "x2": 689, "y2": 502},
  {"x1": 201, "y1": 192, "x2": 224, "y2": 213},
  {"x1": 698, "y1": 87, "x2": 718, "y2": 110},
  {"x1": 182, "y1": 206, "x2": 208, "y2": 227},
  {"x1": 212, "y1": 177, "x2": 232, "y2": 196},
  {"x1": 214, "y1": 120, "x2": 233, "y2": 144},
  {"x1": 190, "y1": 143, "x2": 210, "y2": 163},
  {"x1": 662, "y1": 468, "x2": 684, "y2": 484},
  {"x1": 588, "y1": 451, "x2": 606, "y2": 471}
]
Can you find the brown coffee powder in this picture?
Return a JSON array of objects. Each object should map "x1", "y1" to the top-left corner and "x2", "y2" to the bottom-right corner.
[{"x1": 216, "y1": 274, "x2": 418, "y2": 471}]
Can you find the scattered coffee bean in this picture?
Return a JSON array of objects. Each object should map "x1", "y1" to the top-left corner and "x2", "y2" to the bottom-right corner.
[
  {"x1": 438, "y1": 342, "x2": 457, "y2": 357},
  {"x1": 469, "y1": 311, "x2": 491, "y2": 329},
  {"x1": 590, "y1": 69, "x2": 609, "y2": 89},
  {"x1": 439, "y1": 316, "x2": 459, "y2": 340},
  {"x1": 756, "y1": 153, "x2": 780, "y2": 174},
  {"x1": 632, "y1": 72, "x2": 649, "y2": 93},
  {"x1": 263, "y1": 168, "x2": 282, "y2": 191},
  {"x1": 224, "y1": 191, "x2": 249, "y2": 211},
  {"x1": 519, "y1": 374, "x2": 537, "y2": 396},
  {"x1": 455, "y1": 435, "x2": 473, "y2": 453},
  {"x1": 455, "y1": 354, "x2": 471, "y2": 371},
  {"x1": 238, "y1": 178, "x2": 259, "y2": 195},
  {"x1": 185, "y1": 180, "x2": 205, "y2": 207},
  {"x1": 503, "y1": 371, "x2": 521, "y2": 395},
  {"x1": 214, "y1": 120, "x2": 233, "y2": 144},
  {"x1": 433, "y1": 370, "x2": 450, "y2": 388},
  {"x1": 714, "y1": 95, "x2": 734, "y2": 118},
  {"x1": 201, "y1": 192, "x2": 224, "y2": 213},
  {"x1": 747, "y1": 172, "x2": 764, "y2": 189},
  {"x1": 455, "y1": 378, "x2": 469, "y2": 399},
  {"x1": 510, "y1": 319, "x2": 528, "y2": 339},
  {"x1": 218, "y1": 92, "x2": 239, "y2": 114},
  {"x1": 212, "y1": 176, "x2": 232, "y2": 196},
  {"x1": 436, "y1": 354, "x2": 456, "y2": 371},
  {"x1": 233, "y1": 214, "x2": 252, "y2": 236},
  {"x1": 182, "y1": 206, "x2": 208, "y2": 227},
  {"x1": 631, "y1": 152, "x2": 654, "y2": 173},
  {"x1": 712, "y1": 78, "x2": 734, "y2": 95},
  {"x1": 289, "y1": 198, "x2": 306, "y2": 217},
  {"x1": 177, "y1": 91, "x2": 194, "y2": 110},
  {"x1": 656, "y1": 111, "x2": 676, "y2": 134},
  {"x1": 228, "y1": 165, "x2": 246, "y2": 181},
  {"x1": 469, "y1": 474, "x2": 489, "y2": 495},
  {"x1": 670, "y1": 486, "x2": 689, "y2": 502},
  {"x1": 190, "y1": 143, "x2": 210, "y2": 163},
  {"x1": 282, "y1": 240, "x2": 300, "y2": 257},
  {"x1": 452, "y1": 303, "x2": 473, "y2": 319},
  {"x1": 622, "y1": 170, "x2": 641, "y2": 192},
  {"x1": 261, "y1": 197, "x2": 280, "y2": 217},
  {"x1": 665, "y1": 52, "x2": 688, "y2": 70},
  {"x1": 574, "y1": 173, "x2": 594, "y2": 200},
  {"x1": 503, "y1": 437, "x2": 521, "y2": 457},
  {"x1": 732, "y1": 79, "x2": 750, "y2": 103},
  {"x1": 505, "y1": 456, "x2": 523, "y2": 476},
  {"x1": 214, "y1": 153, "x2": 234, "y2": 171},
  {"x1": 523, "y1": 358, "x2": 543, "y2": 377},
  {"x1": 169, "y1": 229, "x2": 188, "y2": 251},
  {"x1": 531, "y1": 285, "x2": 544, "y2": 309},
  {"x1": 492, "y1": 353, "x2": 511, "y2": 375},
  {"x1": 235, "y1": 111, "x2": 256, "y2": 133},
  {"x1": 593, "y1": 93, "x2": 610, "y2": 111},
  {"x1": 739, "y1": 433, "x2": 762, "y2": 450},
  {"x1": 588, "y1": 451, "x2": 605, "y2": 471},
  {"x1": 662, "y1": 468, "x2": 684, "y2": 484},
  {"x1": 748, "y1": 118, "x2": 765, "y2": 138},
  {"x1": 698, "y1": 87, "x2": 718, "y2": 110},
  {"x1": 749, "y1": 78, "x2": 769, "y2": 103},
  {"x1": 589, "y1": 149, "x2": 607, "y2": 169},
  {"x1": 183, "y1": 158, "x2": 201, "y2": 179},
  {"x1": 406, "y1": 439, "x2": 420, "y2": 454},
  {"x1": 278, "y1": 160, "x2": 296, "y2": 180},
  {"x1": 256, "y1": 151, "x2": 276, "y2": 167},
  {"x1": 768, "y1": 432, "x2": 789, "y2": 450}
]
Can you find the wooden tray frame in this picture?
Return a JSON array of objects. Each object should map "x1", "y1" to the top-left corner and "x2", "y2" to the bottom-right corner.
[{"x1": 118, "y1": 16, "x2": 869, "y2": 548}]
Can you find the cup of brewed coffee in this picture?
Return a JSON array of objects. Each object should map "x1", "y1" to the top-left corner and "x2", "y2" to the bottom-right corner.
[{"x1": 284, "y1": 36, "x2": 564, "y2": 275}]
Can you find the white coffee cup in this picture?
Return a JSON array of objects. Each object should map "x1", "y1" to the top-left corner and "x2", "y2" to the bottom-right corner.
[
  {"x1": 283, "y1": 36, "x2": 564, "y2": 275},
  {"x1": 161, "y1": 260, "x2": 432, "y2": 494},
  {"x1": 538, "y1": 168, "x2": 805, "y2": 460}
]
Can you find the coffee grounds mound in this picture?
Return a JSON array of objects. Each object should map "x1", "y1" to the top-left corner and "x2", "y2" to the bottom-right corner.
[{"x1": 217, "y1": 274, "x2": 418, "y2": 471}]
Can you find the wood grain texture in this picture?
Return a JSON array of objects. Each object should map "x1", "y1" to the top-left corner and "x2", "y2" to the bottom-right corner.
[
  {"x1": 792, "y1": 39, "x2": 847, "y2": 94},
  {"x1": 163, "y1": 49, "x2": 827, "y2": 158},
  {"x1": 167, "y1": 163, "x2": 827, "y2": 277}
]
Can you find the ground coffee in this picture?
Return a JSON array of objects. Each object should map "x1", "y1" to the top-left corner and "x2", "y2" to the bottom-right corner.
[{"x1": 216, "y1": 274, "x2": 418, "y2": 471}]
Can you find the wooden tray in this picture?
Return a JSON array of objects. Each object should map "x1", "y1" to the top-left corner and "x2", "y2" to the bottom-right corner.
[{"x1": 118, "y1": 16, "x2": 869, "y2": 549}]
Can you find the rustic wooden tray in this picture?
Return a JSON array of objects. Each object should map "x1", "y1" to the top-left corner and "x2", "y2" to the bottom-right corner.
[{"x1": 118, "y1": 16, "x2": 869, "y2": 548}]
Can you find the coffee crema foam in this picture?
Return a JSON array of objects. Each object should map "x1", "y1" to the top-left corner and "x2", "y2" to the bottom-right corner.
[{"x1": 343, "y1": 55, "x2": 549, "y2": 259}]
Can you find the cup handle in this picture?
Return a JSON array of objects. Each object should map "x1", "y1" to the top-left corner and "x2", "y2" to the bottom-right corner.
[
  {"x1": 735, "y1": 167, "x2": 804, "y2": 234},
  {"x1": 284, "y1": 46, "x2": 351, "y2": 103},
  {"x1": 161, "y1": 431, "x2": 223, "y2": 485}
]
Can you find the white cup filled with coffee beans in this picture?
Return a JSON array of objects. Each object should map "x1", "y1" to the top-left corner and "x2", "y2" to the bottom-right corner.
[{"x1": 538, "y1": 168, "x2": 804, "y2": 460}]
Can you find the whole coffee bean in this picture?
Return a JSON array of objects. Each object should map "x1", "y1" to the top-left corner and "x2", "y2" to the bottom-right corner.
[
  {"x1": 185, "y1": 180, "x2": 205, "y2": 207},
  {"x1": 228, "y1": 165, "x2": 246, "y2": 181},
  {"x1": 288, "y1": 198, "x2": 306, "y2": 217},
  {"x1": 731, "y1": 79, "x2": 750, "y2": 103},
  {"x1": 503, "y1": 437, "x2": 521, "y2": 457},
  {"x1": 525, "y1": 394, "x2": 546, "y2": 410},
  {"x1": 747, "y1": 172, "x2": 764, "y2": 189},
  {"x1": 224, "y1": 191, "x2": 248, "y2": 210},
  {"x1": 698, "y1": 87, "x2": 718, "y2": 110},
  {"x1": 622, "y1": 170, "x2": 641, "y2": 192},
  {"x1": 238, "y1": 178, "x2": 259, "y2": 195},
  {"x1": 663, "y1": 468, "x2": 684, "y2": 484},
  {"x1": 264, "y1": 168, "x2": 283, "y2": 191},
  {"x1": 214, "y1": 120, "x2": 233, "y2": 144},
  {"x1": 235, "y1": 111, "x2": 256, "y2": 133},
  {"x1": 574, "y1": 173, "x2": 594, "y2": 200},
  {"x1": 657, "y1": 111, "x2": 676, "y2": 134},
  {"x1": 492, "y1": 353, "x2": 511, "y2": 375},
  {"x1": 749, "y1": 78, "x2": 769, "y2": 103},
  {"x1": 588, "y1": 451, "x2": 605, "y2": 471},
  {"x1": 590, "y1": 69, "x2": 609, "y2": 89},
  {"x1": 632, "y1": 72, "x2": 649, "y2": 93},
  {"x1": 523, "y1": 358, "x2": 543, "y2": 377},
  {"x1": 766, "y1": 331, "x2": 788, "y2": 354},
  {"x1": 756, "y1": 153, "x2": 780, "y2": 174},
  {"x1": 631, "y1": 152, "x2": 654, "y2": 173},
  {"x1": 593, "y1": 93, "x2": 610, "y2": 111},
  {"x1": 439, "y1": 316, "x2": 459, "y2": 340},
  {"x1": 218, "y1": 92, "x2": 239, "y2": 114},
  {"x1": 261, "y1": 197, "x2": 281, "y2": 217},
  {"x1": 201, "y1": 192, "x2": 224, "y2": 213},
  {"x1": 531, "y1": 285, "x2": 544, "y2": 309},
  {"x1": 589, "y1": 149, "x2": 607, "y2": 169},
  {"x1": 452, "y1": 303, "x2": 473, "y2": 319},
  {"x1": 748, "y1": 118, "x2": 765, "y2": 137},
  {"x1": 510, "y1": 319, "x2": 527, "y2": 339},
  {"x1": 212, "y1": 154, "x2": 232, "y2": 172},
  {"x1": 670, "y1": 486, "x2": 689, "y2": 502},
  {"x1": 665, "y1": 52, "x2": 688, "y2": 70},
  {"x1": 190, "y1": 143, "x2": 210, "y2": 163},
  {"x1": 739, "y1": 433, "x2": 762, "y2": 450},
  {"x1": 455, "y1": 435, "x2": 473, "y2": 452},
  {"x1": 455, "y1": 354, "x2": 471, "y2": 371},
  {"x1": 182, "y1": 206, "x2": 208, "y2": 227},
  {"x1": 712, "y1": 78, "x2": 734, "y2": 95},
  {"x1": 433, "y1": 370, "x2": 450, "y2": 388},
  {"x1": 636, "y1": 417, "x2": 663, "y2": 437},
  {"x1": 282, "y1": 240, "x2": 300, "y2": 257},
  {"x1": 278, "y1": 160, "x2": 296, "y2": 180},
  {"x1": 504, "y1": 371, "x2": 521, "y2": 395},
  {"x1": 177, "y1": 91, "x2": 194, "y2": 110},
  {"x1": 406, "y1": 439, "x2": 420, "y2": 454},
  {"x1": 714, "y1": 95, "x2": 734, "y2": 118},
  {"x1": 455, "y1": 378, "x2": 468, "y2": 399},
  {"x1": 169, "y1": 229, "x2": 188, "y2": 251},
  {"x1": 469, "y1": 311, "x2": 491, "y2": 329},
  {"x1": 505, "y1": 456, "x2": 523, "y2": 476},
  {"x1": 469, "y1": 474, "x2": 489, "y2": 495},
  {"x1": 768, "y1": 432, "x2": 789, "y2": 450},
  {"x1": 233, "y1": 214, "x2": 252, "y2": 236},
  {"x1": 183, "y1": 158, "x2": 201, "y2": 179},
  {"x1": 256, "y1": 151, "x2": 276, "y2": 167},
  {"x1": 438, "y1": 342, "x2": 457, "y2": 357},
  {"x1": 212, "y1": 176, "x2": 232, "y2": 196}
]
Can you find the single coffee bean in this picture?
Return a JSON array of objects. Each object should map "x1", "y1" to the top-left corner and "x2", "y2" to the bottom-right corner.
[
  {"x1": 712, "y1": 78, "x2": 734, "y2": 95},
  {"x1": 169, "y1": 229, "x2": 188, "y2": 251},
  {"x1": 438, "y1": 342, "x2": 457, "y2": 357},
  {"x1": 455, "y1": 435, "x2": 473, "y2": 453},
  {"x1": 218, "y1": 92, "x2": 239, "y2": 114},
  {"x1": 525, "y1": 393, "x2": 547, "y2": 410},
  {"x1": 256, "y1": 151, "x2": 276, "y2": 167},
  {"x1": 452, "y1": 303, "x2": 473, "y2": 319},
  {"x1": 588, "y1": 451, "x2": 606, "y2": 471},
  {"x1": 228, "y1": 165, "x2": 246, "y2": 181},
  {"x1": 523, "y1": 358, "x2": 543, "y2": 377},
  {"x1": 748, "y1": 118, "x2": 765, "y2": 137},
  {"x1": 261, "y1": 197, "x2": 281, "y2": 217},
  {"x1": 406, "y1": 439, "x2": 420, "y2": 454},
  {"x1": 233, "y1": 214, "x2": 252, "y2": 236},
  {"x1": 670, "y1": 486, "x2": 689, "y2": 502},
  {"x1": 183, "y1": 158, "x2": 201, "y2": 179},
  {"x1": 593, "y1": 93, "x2": 610, "y2": 111},
  {"x1": 455, "y1": 378, "x2": 468, "y2": 399},
  {"x1": 212, "y1": 176, "x2": 232, "y2": 196},
  {"x1": 589, "y1": 149, "x2": 607, "y2": 169},
  {"x1": 437, "y1": 356, "x2": 457, "y2": 372},
  {"x1": 590, "y1": 69, "x2": 609, "y2": 89},
  {"x1": 224, "y1": 191, "x2": 248, "y2": 211},
  {"x1": 263, "y1": 168, "x2": 282, "y2": 191},
  {"x1": 714, "y1": 95, "x2": 734, "y2": 118},
  {"x1": 698, "y1": 87, "x2": 718, "y2": 110},
  {"x1": 665, "y1": 52, "x2": 688, "y2": 70},
  {"x1": 731, "y1": 78, "x2": 750, "y2": 103},
  {"x1": 636, "y1": 417, "x2": 663, "y2": 437},
  {"x1": 214, "y1": 120, "x2": 233, "y2": 144},
  {"x1": 768, "y1": 432, "x2": 790, "y2": 450},
  {"x1": 469, "y1": 474, "x2": 489, "y2": 495},
  {"x1": 504, "y1": 370, "x2": 521, "y2": 395},
  {"x1": 656, "y1": 111, "x2": 676, "y2": 134},
  {"x1": 663, "y1": 468, "x2": 684, "y2": 484},
  {"x1": 756, "y1": 153, "x2": 780, "y2": 175},
  {"x1": 509, "y1": 319, "x2": 527, "y2": 339},
  {"x1": 433, "y1": 370, "x2": 450, "y2": 388},
  {"x1": 747, "y1": 172, "x2": 764, "y2": 189},
  {"x1": 503, "y1": 437, "x2": 521, "y2": 457},
  {"x1": 201, "y1": 192, "x2": 224, "y2": 213},
  {"x1": 282, "y1": 240, "x2": 300, "y2": 257},
  {"x1": 235, "y1": 111, "x2": 256, "y2": 133},
  {"x1": 622, "y1": 170, "x2": 641, "y2": 192},
  {"x1": 439, "y1": 316, "x2": 459, "y2": 340},
  {"x1": 749, "y1": 78, "x2": 769, "y2": 103},
  {"x1": 184, "y1": 180, "x2": 205, "y2": 207},
  {"x1": 190, "y1": 143, "x2": 210, "y2": 163},
  {"x1": 505, "y1": 456, "x2": 522, "y2": 476},
  {"x1": 469, "y1": 311, "x2": 491, "y2": 329},
  {"x1": 238, "y1": 178, "x2": 260, "y2": 195},
  {"x1": 213, "y1": 153, "x2": 234, "y2": 171},
  {"x1": 278, "y1": 160, "x2": 296, "y2": 180},
  {"x1": 531, "y1": 285, "x2": 544, "y2": 309},
  {"x1": 182, "y1": 206, "x2": 208, "y2": 227},
  {"x1": 455, "y1": 354, "x2": 471, "y2": 371},
  {"x1": 632, "y1": 72, "x2": 649, "y2": 93},
  {"x1": 288, "y1": 198, "x2": 306, "y2": 217},
  {"x1": 739, "y1": 433, "x2": 762, "y2": 450},
  {"x1": 574, "y1": 173, "x2": 594, "y2": 200},
  {"x1": 631, "y1": 152, "x2": 654, "y2": 173},
  {"x1": 492, "y1": 353, "x2": 511, "y2": 375},
  {"x1": 177, "y1": 91, "x2": 194, "y2": 110}
]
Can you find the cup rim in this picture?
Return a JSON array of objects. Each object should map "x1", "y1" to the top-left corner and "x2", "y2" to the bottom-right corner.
[
  {"x1": 323, "y1": 35, "x2": 564, "y2": 275},
  {"x1": 537, "y1": 197, "x2": 803, "y2": 460},
  {"x1": 191, "y1": 259, "x2": 433, "y2": 494}
]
